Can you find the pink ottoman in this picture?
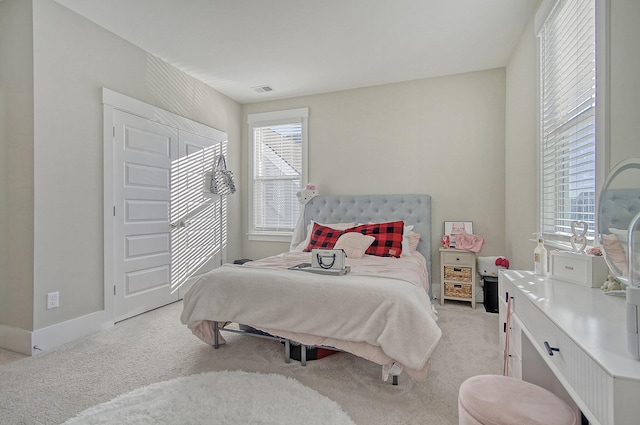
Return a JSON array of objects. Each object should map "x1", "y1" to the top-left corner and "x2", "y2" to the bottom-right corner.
[{"x1": 458, "y1": 375, "x2": 579, "y2": 425}]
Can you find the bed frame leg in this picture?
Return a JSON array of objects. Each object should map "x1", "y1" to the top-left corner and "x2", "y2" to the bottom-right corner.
[
  {"x1": 284, "y1": 339, "x2": 291, "y2": 363},
  {"x1": 213, "y1": 321, "x2": 219, "y2": 349},
  {"x1": 300, "y1": 344, "x2": 307, "y2": 366},
  {"x1": 392, "y1": 375, "x2": 398, "y2": 386}
]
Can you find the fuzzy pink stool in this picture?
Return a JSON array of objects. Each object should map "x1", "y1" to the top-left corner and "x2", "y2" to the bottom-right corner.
[{"x1": 458, "y1": 375, "x2": 579, "y2": 425}]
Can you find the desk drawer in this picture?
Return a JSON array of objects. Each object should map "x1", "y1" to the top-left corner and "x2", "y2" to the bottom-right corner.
[{"x1": 516, "y1": 294, "x2": 612, "y2": 424}]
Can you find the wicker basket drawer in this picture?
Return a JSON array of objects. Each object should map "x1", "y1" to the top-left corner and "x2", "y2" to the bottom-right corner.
[
  {"x1": 443, "y1": 266, "x2": 472, "y2": 282},
  {"x1": 444, "y1": 282, "x2": 472, "y2": 299}
]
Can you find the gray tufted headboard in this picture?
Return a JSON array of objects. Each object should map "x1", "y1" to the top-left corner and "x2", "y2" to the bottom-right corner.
[
  {"x1": 598, "y1": 189, "x2": 640, "y2": 233},
  {"x1": 304, "y1": 194, "x2": 433, "y2": 299}
]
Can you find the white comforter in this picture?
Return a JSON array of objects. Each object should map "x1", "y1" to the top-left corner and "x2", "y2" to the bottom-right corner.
[{"x1": 180, "y1": 251, "x2": 442, "y2": 380}]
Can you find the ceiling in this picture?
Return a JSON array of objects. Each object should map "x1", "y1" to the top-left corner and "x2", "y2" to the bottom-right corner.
[{"x1": 54, "y1": 0, "x2": 539, "y2": 104}]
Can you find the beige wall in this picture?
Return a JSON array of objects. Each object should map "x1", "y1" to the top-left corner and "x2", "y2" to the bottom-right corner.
[
  {"x1": 0, "y1": 0, "x2": 35, "y2": 332},
  {"x1": 504, "y1": 18, "x2": 538, "y2": 271},
  {"x1": 504, "y1": 0, "x2": 640, "y2": 270},
  {"x1": 0, "y1": 0, "x2": 242, "y2": 341},
  {"x1": 242, "y1": 69, "x2": 508, "y2": 294},
  {"x1": 609, "y1": 0, "x2": 640, "y2": 166},
  {"x1": 30, "y1": 0, "x2": 242, "y2": 330},
  {"x1": 4, "y1": 0, "x2": 639, "y2": 350}
]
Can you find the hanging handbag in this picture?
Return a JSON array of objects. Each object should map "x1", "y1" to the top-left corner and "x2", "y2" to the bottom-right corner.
[{"x1": 210, "y1": 154, "x2": 236, "y2": 195}]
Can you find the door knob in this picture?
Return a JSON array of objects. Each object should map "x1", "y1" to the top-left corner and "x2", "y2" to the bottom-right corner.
[{"x1": 170, "y1": 221, "x2": 186, "y2": 229}]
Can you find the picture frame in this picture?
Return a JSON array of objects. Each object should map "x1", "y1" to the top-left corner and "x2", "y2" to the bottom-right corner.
[{"x1": 443, "y1": 221, "x2": 473, "y2": 249}]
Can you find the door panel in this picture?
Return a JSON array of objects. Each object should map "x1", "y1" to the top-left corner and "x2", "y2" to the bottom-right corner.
[
  {"x1": 105, "y1": 90, "x2": 230, "y2": 323},
  {"x1": 126, "y1": 266, "x2": 170, "y2": 293},
  {"x1": 171, "y1": 131, "x2": 221, "y2": 295},
  {"x1": 125, "y1": 199, "x2": 170, "y2": 221},
  {"x1": 114, "y1": 111, "x2": 179, "y2": 322},
  {"x1": 125, "y1": 234, "x2": 170, "y2": 258},
  {"x1": 111, "y1": 109, "x2": 227, "y2": 321}
]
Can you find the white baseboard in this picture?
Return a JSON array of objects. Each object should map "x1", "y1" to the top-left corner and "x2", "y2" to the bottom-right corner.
[{"x1": 1, "y1": 311, "x2": 114, "y2": 356}]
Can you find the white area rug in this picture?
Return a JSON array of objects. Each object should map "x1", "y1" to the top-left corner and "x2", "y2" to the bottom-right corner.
[{"x1": 62, "y1": 370, "x2": 355, "y2": 425}]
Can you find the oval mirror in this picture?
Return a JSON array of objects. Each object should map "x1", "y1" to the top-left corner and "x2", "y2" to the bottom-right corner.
[{"x1": 598, "y1": 158, "x2": 640, "y2": 287}]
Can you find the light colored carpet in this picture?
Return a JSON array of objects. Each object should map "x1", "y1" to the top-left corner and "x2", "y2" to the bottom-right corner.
[
  {"x1": 0, "y1": 301, "x2": 501, "y2": 425},
  {"x1": 62, "y1": 370, "x2": 355, "y2": 425}
]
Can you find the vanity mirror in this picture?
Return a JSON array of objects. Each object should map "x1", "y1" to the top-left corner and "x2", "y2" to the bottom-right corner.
[{"x1": 598, "y1": 158, "x2": 640, "y2": 359}]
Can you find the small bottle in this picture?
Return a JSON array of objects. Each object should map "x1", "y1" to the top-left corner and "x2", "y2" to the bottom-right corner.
[{"x1": 534, "y1": 237, "x2": 548, "y2": 276}]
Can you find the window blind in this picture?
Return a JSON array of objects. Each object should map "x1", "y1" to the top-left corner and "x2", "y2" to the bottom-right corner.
[
  {"x1": 539, "y1": 0, "x2": 596, "y2": 240},
  {"x1": 252, "y1": 122, "x2": 302, "y2": 232}
]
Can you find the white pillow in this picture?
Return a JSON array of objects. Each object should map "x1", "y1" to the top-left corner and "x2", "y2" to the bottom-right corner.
[
  {"x1": 293, "y1": 221, "x2": 355, "y2": 251},
  {"x1": 408, "y1": 231, "x2": 421, "y2": 252},
  {"x1": 334, "y1": 233, "x2": 376, "y2": 259},
  {"x1": 609, "y1": 227, "x2": 640, "y2": 246},
  {"x1": 401, "y1": 225, "x2": 414, "y2": 256}
]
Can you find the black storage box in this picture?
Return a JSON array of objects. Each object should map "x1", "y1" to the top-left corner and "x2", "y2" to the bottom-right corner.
[{"x1": 483, "y1": 276, "x2": 499, "y2": 313}]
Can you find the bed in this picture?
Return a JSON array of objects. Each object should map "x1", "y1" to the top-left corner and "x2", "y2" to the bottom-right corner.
[{"x1": 180, "y1": 194, "x2": 442, "y2": 382}]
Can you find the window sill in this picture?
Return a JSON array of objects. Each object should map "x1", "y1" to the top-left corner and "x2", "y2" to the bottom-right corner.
[{"x1": 247, "y1": 232, "x2": 292, "y2": 243}]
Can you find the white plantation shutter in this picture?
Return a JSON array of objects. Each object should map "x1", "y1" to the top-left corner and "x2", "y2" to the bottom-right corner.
[
  {"x1": 248, "y1": 108, "x2": 308, "y2": 238},
  {"x1": 539, "y1": 0, "x2": 596, "y2": 240}
]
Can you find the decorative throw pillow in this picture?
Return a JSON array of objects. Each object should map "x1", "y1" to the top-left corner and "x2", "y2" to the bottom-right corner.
[
  {"x1": 303, "y1": 222, "x2": 346, "y2": 251},
  {"x1": 408, "y1": 231, "x2": 421, "y2": 252},
  {"x1": 345, "y1": 221, "x2": 404, "y2": 257},
  {"x1": 401, "y1": 225, "x2": 414, "y2": 256},
  {"x1": 294, "y1": 221, "x2": 355, "y2": 251},
  {"x1": 334, "y1": 233, "x2": 376, "y2": 259}
]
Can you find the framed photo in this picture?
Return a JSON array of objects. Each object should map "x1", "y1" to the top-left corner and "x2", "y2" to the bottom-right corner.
[{"x1": 443, "y1": 221, "x2": 473, "y2": 249}]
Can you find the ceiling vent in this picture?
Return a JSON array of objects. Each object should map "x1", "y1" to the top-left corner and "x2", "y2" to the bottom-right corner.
[{"x1": 251, "y1": 85, "x2": 274, "y2": 93}]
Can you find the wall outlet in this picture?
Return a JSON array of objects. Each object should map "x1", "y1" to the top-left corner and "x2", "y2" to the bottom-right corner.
[{"x1": 47, "y1": 292, "x2": 59, "y2": 309}]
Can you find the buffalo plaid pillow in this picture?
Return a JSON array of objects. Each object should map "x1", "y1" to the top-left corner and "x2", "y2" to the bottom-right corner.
[
  {"x1": 303, "y1": 222, "x2": 346, "y2": 251},
  {"x1": 345, "y1": 221, "x2": 404, "y2": 257}
]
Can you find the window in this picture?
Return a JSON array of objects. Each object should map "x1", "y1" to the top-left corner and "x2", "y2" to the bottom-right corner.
[
  {"x1": 248, "y1": 108, "x2": 308, "y2": 241},
  {"x1": 537, "y1": 0, "x2": 597, "y2": 242}
]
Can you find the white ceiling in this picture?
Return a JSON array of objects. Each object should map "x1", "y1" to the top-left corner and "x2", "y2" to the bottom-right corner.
[{"x1": 54, "y1": 0, "x2": 538, "y2": 104}]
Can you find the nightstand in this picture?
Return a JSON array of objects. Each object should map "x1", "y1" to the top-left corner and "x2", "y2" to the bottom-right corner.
[{"x1": 440, "y1": 248, "x2": 476, "y2": 308}]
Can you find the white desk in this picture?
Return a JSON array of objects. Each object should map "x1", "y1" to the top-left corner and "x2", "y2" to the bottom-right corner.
[{"x1": 499, "y1": 270, "x2": 640, "y2": 425}]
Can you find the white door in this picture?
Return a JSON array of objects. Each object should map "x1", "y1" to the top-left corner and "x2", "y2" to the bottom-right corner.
[
  {"x1": 113, "y1": 110, "x2": 179, "y2": 322},
  {"x1": 170, "y1": 131, "x2": 222, "y2": 296}
]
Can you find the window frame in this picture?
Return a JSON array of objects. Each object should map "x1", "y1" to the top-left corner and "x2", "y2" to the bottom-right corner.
[
  {"x1": 535, "y1": 0, "x2": 609, "y2": 249},
  {"x1": 247, "y1": 108, "x2": 309, "y2": 242}
]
